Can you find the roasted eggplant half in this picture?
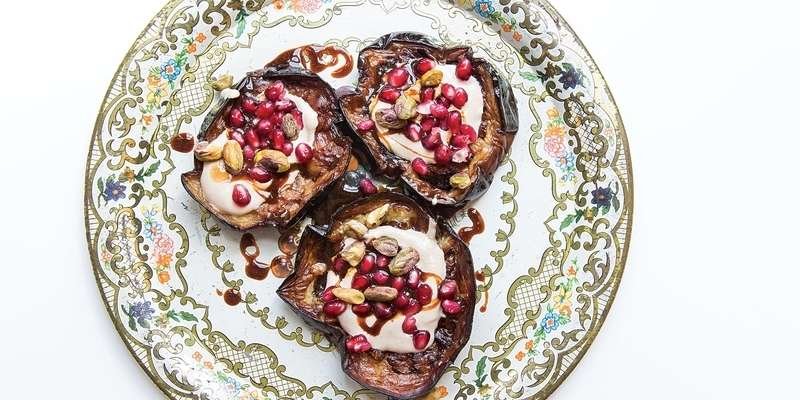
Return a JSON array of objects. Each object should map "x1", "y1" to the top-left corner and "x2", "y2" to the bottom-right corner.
[
  {"x1": 339, "y1": 32, "x2": 518, "y2": 207},
  {"x1": 277, "y1": 192, "x2": 475, "y2": 398},
  {"x1": 182, "y1": 66, "x2": 351, "y2": 229}
]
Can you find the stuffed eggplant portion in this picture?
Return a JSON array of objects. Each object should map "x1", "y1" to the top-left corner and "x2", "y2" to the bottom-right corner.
[
  {"x1": 339, "y1": 32, "x2": 518, "y2": 207},
  {"x1": 277, "y1": 193, "x2": 475, "y2": 399},
  {"x1": 182, "y1": 66, "x2": 351, "y2": 229}
]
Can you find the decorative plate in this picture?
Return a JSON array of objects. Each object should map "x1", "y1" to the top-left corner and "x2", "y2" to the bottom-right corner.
[{"x1": 84, "y1": 0, "x2": 633, "y2": 399}]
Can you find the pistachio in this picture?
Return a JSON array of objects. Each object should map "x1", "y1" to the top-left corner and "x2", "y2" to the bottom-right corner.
[
  {"x1": 389, "y1": 247, "x2": 419, "y2": 276},
  {"x1": 222, "y1": 140, "x2": 244, "y2": 174},
  {"x1": 419, "y1": 69, "x2": 443, "y2": 87},
  {"x1": 332, "y1": 287, "x2": 365, "y2": 304},
  {"x1": 375, "y1": 108, "x2": 406, "y2": 129},
  {"x1": 363, "y1": 286, "x2": 398, "y2": 302},
  {"x1": 310, "y1": 262, "x2": 327, "y2": 276},
  {"x1": 449, "y1": 172, "x2": 471, "y2": 189},
  {"x1": 394, "y1": 94, "x2": 418, "y2": 120},
  {"x1": 404, "y1": 82, "x2": 422, "y2": 102},
  {"x1": 371, "y1": 236, "x2": 399, "y2": 257},
  {"x1": 343, "y1": 220, "x2": 368, "y2": 239},
  {"x1": 340, "y1": 241, "x2": 366, "y2": 266},
  {"x1": 195, "y1": 140, "x2": 222, "y2": 161},
  {"x1": 254, "y1": 149, "x2": 290, "y2": 173},
  {"x1": 365, "y1": 204, "x2": 390, "y2": 228},
  {"x1": 211, "y1": 74, "x2": 234, "y2": 91},
  {"x1": 281, "y1": 113, "x2": 300, "y2": 140}
]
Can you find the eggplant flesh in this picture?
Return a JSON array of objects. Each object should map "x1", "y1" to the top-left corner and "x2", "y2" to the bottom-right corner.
[
  {"x1": 339, "y1": 32, "x2": 518, "y2": 208},
  {"x1": 277, "y1": 192, "x2": 475, "y2": 399}
]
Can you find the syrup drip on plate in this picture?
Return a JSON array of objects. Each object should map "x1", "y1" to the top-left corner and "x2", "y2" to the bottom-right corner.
[
  {"x1": 241, "y1": 233, "x2": 270, "y2": 280},
  {"x1": 223, "y1": 288, "x2": 242, "y2": 306},
  {"x1": 458, "y1": 208, "x2": 484, "y2": 244},
  {"x1": 170, "y1": 132, "x2": 195, "y2": 153}
]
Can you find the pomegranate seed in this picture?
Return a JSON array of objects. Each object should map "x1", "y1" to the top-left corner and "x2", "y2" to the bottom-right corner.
[
  {"x1": 452, "y1": 88, "x2": 468, "y2": 108},
  {"x1": 386, "y1": 68, "x2": 410, "y2": 87},
  {"x1": 421, "y1": 131, "x2": 442, "y2": 150},
  {"x1": 232, "y1": 184, "x2": 251, "y2": 206},
  {"x1": 440, "y1": 83, "x2": 456, "y2": 101},
  {"x1": 359, "y1": 178, "x2": 377, "y2": 195},
  {"x1": 434, "y1": 145, "x2": 452, "y2": 165},
  {"x1": 390, "y1": 277, "x2": 406, "y2": 292},
  {"x1": 242, "y1": 96, "x2": 259, "y2": 115},
  {"x1": 375, "y1": 255, "x2": 390, "y2": 269},
  {"x1": 323, "y1": 300, "x2": 347, "y2": 317},
  {"x1": 438, "y1": 280, "x2": 458, "y2": 300},
  {"x1": 248, "y1": 166, "x2": 272, "y2": 183},
  {"x1": 231, "y1": 129, "x2": 246, "y2": 147},
  {"x1": 281, "y1": 141, "x2": 294, "y2": 156},
  {"x1": 270, "y1": 112, "x2": 284, "y2": 126},
  {"x1": 351, "y1": 303, "x2": 372, "y2": 317},
  {"x1": 255, "y1": 101, "x2": 275, "y2": 118},
  {"x1": 228, "y1": 108, "x2": 245, "y2": 128},
  {"x1": 404, "y1": 298, "x2": 421, "y2": 316},
  {"x1": 411, "y1": 158, "x2": 429, "y2": 176},
  {"x1": 290, "y1": 109, "x2": 304, "y2": 129},
  {"x1": 416, "y1": 283, "x2": 433, "y2": 305},
  {"x1": 430, "y1": 103, "x2": 449, "y2": 120},
  {"x1": 447, "y1": 110, "x2": 462, "y2": 133},
  {"x1": 373, "y1": 302, "x2": 395, "y2": 319},
  {"x1": 295, "y1": 143, "x2": 313, "y2": 163},
  {"x1": 421, "y1": 87, "x2": 436, "y2": 102},
  {"x1": 441, "y1": 299, "x2": 463, "y2": 315},
  {"x1": 275, "y1": 99, "x2": 295, "y2": 111},
  {"x1": 406, "y1": 269, "x2": 420, "y2": 289},
  {"x1": 320, "y1": 287, "x2": 337, "y2": 302},
  {"x1": 415, "y1": 58, "x2": 436, "y2": 76},
  {"x1": 372, "y1": 270, "x2": 390, "y2": 285},
  {"x1": 413, "y1": 330, "x2": 431, "y2": 350},
  {"x1": 255, "y1": 119, "x2": 273, "y2": 136},
  {"x1": 243, "y1": 145, "x2": 255, "y2": 161},
  {"x1": 393, "y1": 292, "x2": 410, "y2": 309},
  {"x1": 435, "y1": 95, "x2": 451, "y2": 109},
  {"x1": 332, "y1": 257, "x2": 348, "y2": 273},
  {"x1": 420, "y1": 116, "x2": 436, "y2": 133},
  {"x1": 266, "y1": 81, "x2": 285, "y2": 101},
  {"x1": 346, "y1": 335, "x2": 372, "y2": 353},
  {"x1": 460, "y1": 124, "x2": 478, "y2": 142},
  {"x1": 405, "y1": 123, "x2": 422, "y2": 142},
  {"x1": 451, "y1": 134, "x2": 471, "y2": 148},
  {"x1": 244, "y1": 129, "x2": 260, "y2": 149},
  {"x1": 359, "y1": 253, "x2": 376, "y2": 274},
  {"x1": 356, "y1": 119, "x2": 375, "y2": 132},
  {"x1": 456, "y1": 57, "x2": 473, "y2": 80},
  {"x1": 271, "y1": 130, "x2": 286, "y2": 150},
  {"x1": 351, "y1": 274, "x2": 370, "y2": 291},
  {"x1": 379, "y1": 87, "x2": 401, "y2": 103},
  {"x1": 402, "y1": 316, "x2": 418, "y2": 334}
]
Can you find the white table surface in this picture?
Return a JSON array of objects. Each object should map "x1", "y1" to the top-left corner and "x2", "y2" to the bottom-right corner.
[{"x1": 1, "y1": 0, "x2": 798, "y2": 398}]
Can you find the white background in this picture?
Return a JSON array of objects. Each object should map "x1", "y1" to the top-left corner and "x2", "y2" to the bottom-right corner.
[{"x1": 0, "y1": 0, "x2": 797, "y2": 398}]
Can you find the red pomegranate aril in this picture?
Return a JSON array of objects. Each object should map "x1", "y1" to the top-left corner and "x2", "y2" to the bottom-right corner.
[
  {"x1": 421, "y1": 87, "x2": 436, "y2": 102},
  {"x1": 416, "y1": 283, "x2": 433, "y2": 305},
  {"x1": 441, "y1": 299, "x2": 463, "y2": 315},
  {"x1": 421, "y1": 131, "x2": 442, "y2": 150},
  {"x1": 242, "y1": 96, "x2": 259, "y2": 115},
  {"x1": 244, "y1": 129, "x2": 260, "y2": 149},
  {"x1": 332, "y1": 257, "x2": 348, "y2": 273},
  {"x1": 402, "y1": 316, "x2": 418, "y2": 334},
  {"x1": 393, "y1": 292, "x2": 410, "y2": 309},
  {"x1": 405, "y1": 123, "x2": 422, "y2": 142},
  {"x1": 359, "y1": 253, "x2": 376, "y2": 274},
  {"x1": 390, "y1": 277, "x2": 406, "y2": 292},
  {"x1": 281, "y1": 141, "x2": 294, "y2": 156},
  {"x1": 452, "y1": 88, "x2": 468, "y2": 108},
  {"x1": 447, "y1": 110, "x2": 462, "y2": 133},
  {"x1": 347, "y1": 335, "x2": 372, "y2": 353},
  {"x1": 248, "y1": 166, "x2": 272, "y2": 183},
  {"x1": 379, "y1": 87, "x2": 401, "y2": 103},
  {"x1": 415, "y1": 58, "x2": 436, "y2": 76},
  {"x1": 295, "y1": 143, "x2": 313, "y2": 163},
  {"x1": 430, "y1": 103, "x2": 449, "y2": 120},
  {"x1": 440, "y1": 83, "x2": 456, "y2": 101},
  {"x1": 321, "y1": 287, "x2": 337, "y2": 302},
  {"x1": 275, "y1": 99, "x2": 295, "y2": 112},
  {"x1": 231, "y1": 129, "x2": 246, "y2": 147},
  {"x1": 351, "y1": 303, "x2": 372, "y2": 317},
  {"x1": 456, "y1": 57, "x2": 473, "y2": 80},
  {"x1": 386, "y1": 68, "x2": 410, "y2": 87},
  {"x1": 232, "y1": 184, "x2": 251, "y2": 206},
  {"x1": 271, "y1": 130, "x2": 286, "y2": 150},
  {"x1": 413, "y1": 330, "x2": 431, "y2": 350},
  {"x1": 373, "y1": 302, "x2": 395, "y2": 319},
  {"x1": 406, "y1": 269, "x2": 420, "y2": 289},
  {"x1": 372, "y1": 269, "x2": 390, "y2": 285},
  {"x1": 243, "y1": 145, "x2": 255, "y2": 161},
  {"x1": 323, "y1": 300, "x2": 347, "y2": 317},
  {"x1": 255, "y1": 119, "x2": 273, "y2": 136},
  {"x1": 356, "y1": 119, "x2": 375, "y2": 132},
  {"x1": 375, "y1": 255, "x2": 390, "y2": 269},
  {"x1": 266, "y1": 81, "x2": 285, "y2": 101},
  {"x1": 420, "y1": 116, "x2": 436, "y2": 133},
  {"x1": 228, "y1": 108, "x2": 245, "y2": 128},
  {"x1": 351, "y1": 274, "x2": 371, "y2": 291},
  {"x1": 434, "y1": 145, "x2": 452, "y2": 165},
  {"x1": 255, "y1": 101, "x2": 275, "y2": 118},
  {"x1": 460, "y1": 124, "x2": 478, "y2": 142},
  {"x1": 411, "y1": 158, "x2": 429, "y2": 176},
  {"x1": 359, "y1": 178, "x2": 377, "y2": 195},
  {"x1": 451, "y1": 134, "x2": 471, "y2": 148},
  {"x1": 435, "y1": 95, "x2": 451, "y2": 109},
  {"x1": 404, "y1": 298, "x2": 421, "y2": 316},
  {"x1": 270, "y1": 112, "x2": 284, "y2": 126},
  {"x1": 438, "y1": 280, "x2": 458, "y2": 300}
]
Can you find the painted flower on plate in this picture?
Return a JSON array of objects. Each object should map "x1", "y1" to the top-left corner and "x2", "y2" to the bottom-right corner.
[
  {"x1": 103, "y1": 179, "x2": 126, "y2": 202},
  {"x1": 160, "y1": 59, "x2": 182, "y2": 82},
  {"x1": 473, "y1": 0, "x2": 494, "y2": 17},
  {"x1": 540, "y1": 310, "x2": 559, "y2": 333},
  {"x1": 591, "y1": 186, "x2": 613, "y2": 208}
]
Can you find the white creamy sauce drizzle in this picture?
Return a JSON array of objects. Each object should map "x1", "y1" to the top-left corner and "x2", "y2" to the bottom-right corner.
[
  {"x1": 199, "y1": 92, "x2": 318, "y2": 216},
  {"x1": 374, "y1": 64, "x2": 484, "y2": 163},
  {"x1": 325, "y1": 224, "x2": 445, "y2": 353}
]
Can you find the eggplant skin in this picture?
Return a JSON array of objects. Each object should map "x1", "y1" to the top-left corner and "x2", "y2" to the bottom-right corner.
[
  {"x1": 181, "y1": 65, "x2": 352, "y2": 230},
  {"x1": 339, "y1": 32, "x2": 518, "y2": 208},
  {"x1": 277, "y1": 193, "x2": 476, "y2": 399}
]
